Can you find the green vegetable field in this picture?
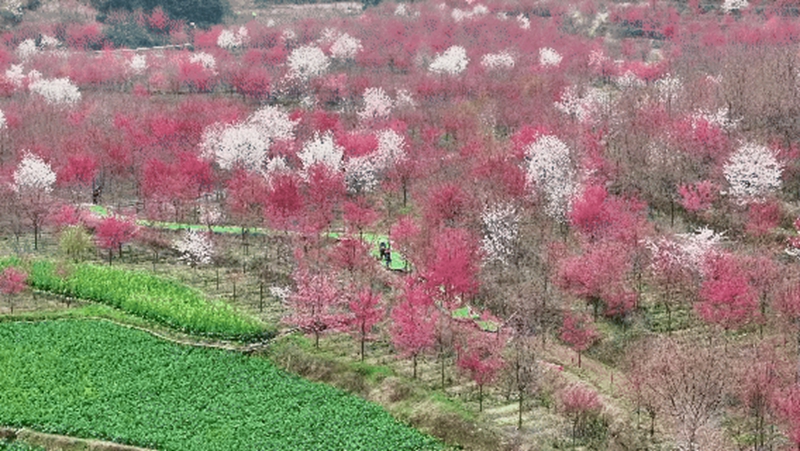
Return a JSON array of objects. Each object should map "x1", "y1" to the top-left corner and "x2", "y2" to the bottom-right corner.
[
  {"x1": 0, "y1": 320, "x2": 441, "y2": 451},
  {"x1": 0, "y1": 258, "x2": 271, "y2": 341}
]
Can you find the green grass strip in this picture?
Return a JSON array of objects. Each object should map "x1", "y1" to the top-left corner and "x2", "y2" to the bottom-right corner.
[
  {"x1": 0, "y1": 258, "x2": 272, "y2": 342},
  {"x1": 0, "y1": 320, "x2": 441, "y2": 451}
]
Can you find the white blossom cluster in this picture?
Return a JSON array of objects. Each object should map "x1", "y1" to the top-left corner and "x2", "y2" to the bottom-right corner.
[
  {"x1": 675, "y1": 227, "x2": 725, "y2": 271},
  {"x1": 395, "y1": 89, "x2": 416, "y2": 108},
  {"x1": 451, "y1": 4, "x2": 488, "y2": 21},
  {"x1": 615, "y1": 70, "x2": 646, "y2": 89},
  {"x1": 0, "y1": 109, "x2": 6, "y2": 130},
  {"x1": 723, "y1": 143, "x2": 783, "y2": 203},
  {"x1": 429, "y1": 45, "x2": 469, "y2": 75},
  {"x1": 203, "y1": 123, "x2": 267, "y2": 171},
  {"x1": 129, "y1": 54, "x2": 147, "y2": 74},
  {"x1": 174, "y1": 229, "x2": 214, "y2": 267},
  {"x1": 40, "y1": 35, "x2": 60, "y2": 48},
  {"x1": 330, "y1": 33, "x2": 362, "y2": 59},
  {"x1": 29, "y1": 77, "x2": 81, "y2": 105},
  {"x1": 526, "y1": 135, "x2": 576, "y2": 220},
  {"x1": 517, "y1": 14, "x2": 531, "y2": 29},
  {"x1": 588, "y1": 49, "x2": 608, "y2": 69},
  {"x1": 189, "y1": 52, "x2": 217, "y2": 73},
  {"x1": 5, "y1": 64, "x2": 24, "y2": 87},
  {"x1": 287, "y1": 45, "x2": 330, "y2": 80},
  {"x1": 13, "y1": 152, "x2": 56, "y2": 193},
  {"x1": 721, "y1": 0, "x2": 748, "y2": 12},
  {"x1": 645, "y1": 228, "x2": 723, "y2": 274},
  {"x1": 481, "y1": 51, "x2": 515, "y2": 70},
  {"x1": 202, "y1": 106, "x2": 297, "y2": 171},
  {"x1": 481, "y1": 203, "x2": 519, "y2": 265},
  {"x1": 270, "y1": 285, "x2": 291, "y2": 303},
  {"x1": 343, "y1": 129, "x2": 406, "y2": 193},
  {"x1": 298, "y1": 132, "x2": 344, "y2": 173},
  {"x1": 247, "y1": 105, "x2": 298, "y2": 142},
  {"x1": 217, "y1": 26, "x2": 248, "y2": 50},
  {"x1": 539, "y1": 47, "x2": 562, "y2": 67},
  {"x1": 655, "y1": 75, "x2": 683, "y2": 104},
  {"x1": 554, "y1": 86, "x2": 612, "y2": 123},
  {"x1": 198, "y1": 202, "x2": 223, "y2": 226},
  {"x1": 16, "y1": 39, "x2": 38, "y2": 61},
  {"x1": 692, "y1": 107, "x2": 739, "y2": 131},
  {"x1": 373, "y1": 129, "x2": 407, "y2": 168},
  {"x1": 358, "y1": 87, "x2": 393, "y2": 121},
  {"x1": 344, "y1": 156, "x2": 379, "y2": 193}
]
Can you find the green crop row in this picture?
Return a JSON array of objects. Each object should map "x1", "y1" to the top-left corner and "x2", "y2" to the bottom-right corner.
[
  {"x1": 0, "y1": 320, "x2": 441, "y2": 451},
  {"x1": 0, "y1": 258, "x2": 271, "y2": 341},
  {"x1": 0, "y1": 440, "x2": 44, "y2": 451}
]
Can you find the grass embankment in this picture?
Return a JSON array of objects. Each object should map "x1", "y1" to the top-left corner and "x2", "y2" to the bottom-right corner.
[
  {"x1": 0, "y1": 320, "x2": 442, "y2": 451},
  {"x1": 0, "y1": 258, "x2": 272, "y2": 342}
]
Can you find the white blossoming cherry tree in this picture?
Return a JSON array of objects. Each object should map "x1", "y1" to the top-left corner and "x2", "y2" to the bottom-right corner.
[
  {"x1": 13, "y1": 152, "x2": 56, "y2": 250},
  {"x1": 174, "y1": 229, "x2": 214, "y2": 282},
  {"x1": 723, "y1": 142, "x2": 783, "y2": 204}
]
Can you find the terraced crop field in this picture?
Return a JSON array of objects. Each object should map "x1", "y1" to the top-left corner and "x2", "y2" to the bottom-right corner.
[{"x1": 0, "y1": 320, "x2": 441, "y2": 451}]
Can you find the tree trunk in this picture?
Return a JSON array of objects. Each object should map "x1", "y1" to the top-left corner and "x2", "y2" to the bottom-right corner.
[
  {"x1": 259, "y1": 282, "x2": 264, "y2": 313},
  {"x1": 518, "y1": 389, "x2": 523, "y2": 429},
  {"x1": 360, "y1": 323, "x2": 366, "y2": 362},
  {"x1": 479, "y1": 384, "x2": 483, "y2": 412},
  {"x1": 440, "y1": 353, "x2": 446, "y2": 391},
  {"x1": 413, "y1": 353, "x2": 417, "y2": 379}
]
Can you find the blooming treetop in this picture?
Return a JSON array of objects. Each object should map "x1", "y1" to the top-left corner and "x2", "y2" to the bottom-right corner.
[
  {"x1": 517, "y1": 14, "x2": 531, "y2": 29},
  {"x1": 287, "y1": 45, "x2": 330, "y2": 80},
  {"x1": 129, "y1": 54, "x2": 147, "y2": 74},
  {"x1": 647, "y1": 226, "x2": 725, "y2": 272},
  {"x1": 14, "y1": 152, "x2": 56, "y2": 193},
  {"x1": 217, "y1": 26, "x2": 248, "y2": 50},
  {"x1": 17, "y1": 39, "x2": 37, "y2": 60},
  {"x1": 299, "y1": 132, "x2": 344, "y2": 173},
  {"x1": 373, "y1": 129, "x2": 407, "y2": 167},
  {"x1": 202, "y1": 106, "x2": 297, "y2": 171},
  {"x1": 202, "y1": 123, "x2": 267, "y2": 171},
  {"x1": 481, "y1": 51, "x2": 515, "y2": 70},
  {"x1": 554, "y1": 86, "x2": 612, "y2": 123},
  {"x1": 539, "y1": 48, "x2": 562, "y2": 67},
  {"x1": 344, "y1": 129, "x2": 407, "y2": 193},
  {"x1": 358, "y1": 87, "x2": 394, "y2": 122},
  {"x1": 451, "y1": 4, "x2": 488, "y2": 21},
  {"x1": 174, "y1": 229, "x2": 214, "y2": 267},
  {"x1": 526, "y1": 135, "x2": 576, "y2": 220},
  {"x1": 344, "y1": 156, "x2": 379, "y2": 193},
  {"x1": 29, "y1": 77, "x2": 81, "y2": 105},
  {"x1": 692, "y1": 107, "x2": 739, "y2": 131},
  {"x1": 189, "y1": 52, "x2": 217, "y2": 73},
  {"x1": 429, "y1": 46, "x2": 469, "y2": 75},
  {"x1": 5, "y1": 64, "x2": 24, "y2": 87},
  {"x1": 247, "y1": 105, "x2": 298, "y2": 142},
  {"x1": 722, "y1": 0, "x2": 748, "y2": 12},
  {"x1": 723, "y1": 143, "x2": 783, "y2": 203},
  {"x1": 481, "y1": 203, "x2": 519, "y2": 265},
  {"x1": 330, "y1": 33, "x2": 362, "y2": 59}
]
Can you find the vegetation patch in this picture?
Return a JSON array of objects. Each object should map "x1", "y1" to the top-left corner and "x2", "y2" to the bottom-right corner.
[
  {"x1": 0, "y1": 258, "x2": 271, "y2": 342},
  {"x1": 0, "y1": 320, "x2": 442, "y2": 451}
]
